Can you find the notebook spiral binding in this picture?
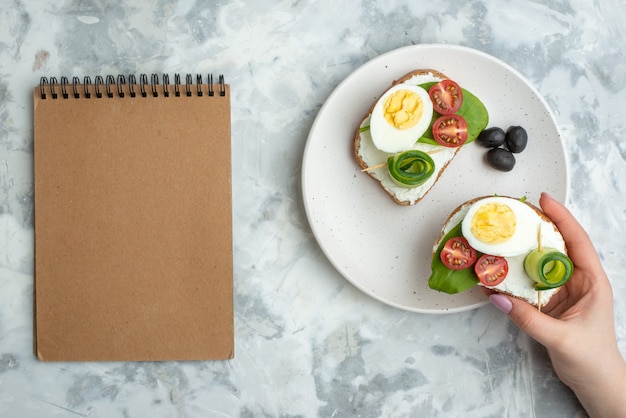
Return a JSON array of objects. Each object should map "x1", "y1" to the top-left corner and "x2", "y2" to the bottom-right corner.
[{"x1": 39, "y1": 73, "x2": 226, "y2": 100}]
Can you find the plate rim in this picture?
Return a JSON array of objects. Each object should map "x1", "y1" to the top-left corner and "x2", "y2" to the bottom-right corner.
[{"x1": 301, "y1": 43, "x2": 570, "y2": 314}]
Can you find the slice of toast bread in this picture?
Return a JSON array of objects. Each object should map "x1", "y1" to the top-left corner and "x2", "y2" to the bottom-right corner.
[
  {"x1": 432, "y1": 196, "x2": 566, "y2": 307},
  {"x1": 354, "y1": 69, "x2": 457, "y2": 206}
]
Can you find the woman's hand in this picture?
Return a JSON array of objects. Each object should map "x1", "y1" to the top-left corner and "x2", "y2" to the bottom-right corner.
[{"x1": 485, "y1": 192, "x2": 626, "y2": 417}]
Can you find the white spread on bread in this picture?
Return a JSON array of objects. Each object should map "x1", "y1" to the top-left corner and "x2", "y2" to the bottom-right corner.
[{"x1": 358, "y1": 118, "x2": 456, "y2": 204}]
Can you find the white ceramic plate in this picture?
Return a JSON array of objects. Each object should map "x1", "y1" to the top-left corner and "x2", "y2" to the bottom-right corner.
[{"x1": 301, "y1": 44, "x2": 569, "y2": 313}]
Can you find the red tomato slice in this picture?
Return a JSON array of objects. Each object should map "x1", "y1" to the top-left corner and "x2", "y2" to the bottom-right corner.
[
  {"x1": 474, "y1": 255, "x2": 509, "y2": 286},
  {"x1": 432, "y1": 115, "x2": 468, "y2": 147},
  {"x1": 429, "y1": 80, "x2": 463, "y2": 115},
  {"x1": 440, "y1": 237, "x2": 477, "y2": 270}
]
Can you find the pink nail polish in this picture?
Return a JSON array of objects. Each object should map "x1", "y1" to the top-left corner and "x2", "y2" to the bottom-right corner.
[{"x1": 489, "y1": 294, "x2": 513, "y2": 314}]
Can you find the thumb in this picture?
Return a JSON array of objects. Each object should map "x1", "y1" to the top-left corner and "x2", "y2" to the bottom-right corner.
[{"x1": 489, "y1": 293, "x2": 561, "y2": 347}]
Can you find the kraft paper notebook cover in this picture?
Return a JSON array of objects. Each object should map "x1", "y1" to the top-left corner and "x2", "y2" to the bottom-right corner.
[{"x1": 33, "y1": 73, "x2": 233, "y2": 361}]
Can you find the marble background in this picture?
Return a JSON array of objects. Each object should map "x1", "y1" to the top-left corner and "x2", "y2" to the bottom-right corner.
[{"x1": 1, "y1": 0, "x2": 625, "y2": 416}]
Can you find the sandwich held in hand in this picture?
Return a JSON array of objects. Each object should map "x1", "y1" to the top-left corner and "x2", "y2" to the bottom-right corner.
[
  {"x1": 354, "y1": 69, "x2": 489, "y2": 205},
  {"x1": 429, "y1": 196, "x2": 573, "y2": 307}
]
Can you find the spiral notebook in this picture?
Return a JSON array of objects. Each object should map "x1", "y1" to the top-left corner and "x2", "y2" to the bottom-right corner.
[{"x1": 33, "y1": 73, "x2": 234, "y2": 361}]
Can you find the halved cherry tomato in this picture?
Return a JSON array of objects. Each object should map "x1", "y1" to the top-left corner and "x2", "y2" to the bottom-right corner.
[
  {"x1": 440, "y1": 237, "x2": 477, "y2": 270},
  {"x1": 474, "y1": 255, "x2": 508, "y2": 286},
  {"x1": 429, "y1": 80, "x2": 463, "y2": 115},
  {"x1": 432, "y1": 115, "x2": 468, "y2": 147}
]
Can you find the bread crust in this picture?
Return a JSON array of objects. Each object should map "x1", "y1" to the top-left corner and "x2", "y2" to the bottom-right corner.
[
  {"x1": 353, "y1": 69, "x2": 454, "y2": 206},
  {"x1": 433, "y1": 196, "x2": 566, "y2": 306}
]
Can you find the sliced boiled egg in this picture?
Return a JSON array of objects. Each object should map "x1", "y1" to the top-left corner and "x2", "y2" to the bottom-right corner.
[
  {"x1": 369, "y1": 84, "x2": 434, "y2": 153},
  {"x1": 461, "y1": 196, "x2": 538, "y2": 257}
]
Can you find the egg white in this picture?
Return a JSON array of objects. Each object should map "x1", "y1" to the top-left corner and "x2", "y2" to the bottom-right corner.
[
  {"x1": 461, "y1": 196, "x2": 540, "y2": 257},
  {"x1": 369, "y1": 84, "x2": 434, "y2": 153}
]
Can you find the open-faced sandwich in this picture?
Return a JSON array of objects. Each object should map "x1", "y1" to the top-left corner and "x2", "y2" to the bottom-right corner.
[
  {"x1": 354, "y1": 69, "x2": 489, "y2": 205},
  {"x1": 429, "y1": 196, "x2": 573, "y2": 307}
]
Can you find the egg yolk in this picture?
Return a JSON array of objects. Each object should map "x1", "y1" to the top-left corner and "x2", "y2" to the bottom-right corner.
[
  {"x1": 470, "y1": 203, "x2": 516, "y2": 244},
  {"x1": 383, "y1": 89, "x2": 424, "y2": 130}
]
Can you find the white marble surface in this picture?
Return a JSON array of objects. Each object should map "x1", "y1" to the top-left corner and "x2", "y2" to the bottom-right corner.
[{"x1": 1, "y1": 0, "x2": 625, "y2": 416}]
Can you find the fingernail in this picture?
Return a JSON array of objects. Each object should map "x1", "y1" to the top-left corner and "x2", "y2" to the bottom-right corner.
[{"x1": 489, "y1": 294, "x2": 513, "y2": 314}]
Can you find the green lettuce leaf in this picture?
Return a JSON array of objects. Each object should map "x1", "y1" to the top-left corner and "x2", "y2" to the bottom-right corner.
[
  {"x1": 428, "y1": 222, "x2": 480, "y2": 294},
  {"x1": 417, "y1": 82, "x2": 489, "y2": 146}
]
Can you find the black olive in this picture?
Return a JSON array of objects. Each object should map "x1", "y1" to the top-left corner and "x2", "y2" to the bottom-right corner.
[
  {"x1": 476, "y1": 127, "x2": 506, "y2": 148},
  {"x1": 486, "y1": 148, "x2": 516, "y2": 172},
  {"x1": 505, "y1": 126, "x2": 528, "y2": 153}
]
